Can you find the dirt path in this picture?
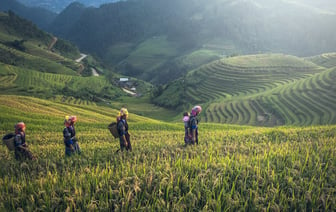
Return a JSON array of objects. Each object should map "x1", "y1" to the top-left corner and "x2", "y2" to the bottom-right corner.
[
  {"x1": 76, "y1": 53, "x2": 87, "y2": 62},
  {"x1": 48, "y1": 36, "x2": 58, "y2": 50},
  {"x1": 91, "y1": 68, "x2": 99, "y2": 76},
  {"x1": 122, "y1": 88, "x2": 136, "y2": 96}
]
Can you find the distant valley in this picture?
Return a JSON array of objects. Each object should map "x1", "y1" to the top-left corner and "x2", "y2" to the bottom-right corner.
[
  {"x1": 0, "y1": 0, "x2": 336, "y2": 126},
  {"x1": 17, "y1": 0, "x2": 119, "y2": 13}
]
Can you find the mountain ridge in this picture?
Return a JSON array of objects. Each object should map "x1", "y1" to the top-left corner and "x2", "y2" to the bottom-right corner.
[
  {"x1": 46, "y1": 0, "x2": 336, "y2": 84},
  {"x1": 1, "y1": 2, "x2": 336, "y2": 126},
  {"x1": 2, "y1": 0, "x2": 336, "y2": 85}
]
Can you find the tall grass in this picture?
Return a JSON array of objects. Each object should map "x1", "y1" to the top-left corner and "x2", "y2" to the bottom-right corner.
[{"x1": 0, "y1": 95, "x2": 335, "y2": 210}]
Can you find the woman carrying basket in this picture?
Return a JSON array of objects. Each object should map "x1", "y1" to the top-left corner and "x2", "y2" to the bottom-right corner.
[
  {"x1": 117, "y1": 108, "x2": 132, "y2": 152},
  {"x1": 14, "y1": 122, "x2": 36, "y2": 160}
]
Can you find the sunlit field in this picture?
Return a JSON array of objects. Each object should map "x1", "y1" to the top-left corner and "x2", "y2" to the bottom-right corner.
[{"x1": 0, "y1": 95, "x2": 335, "y2": 211}]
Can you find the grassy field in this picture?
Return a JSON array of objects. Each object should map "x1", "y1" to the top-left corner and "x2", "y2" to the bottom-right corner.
[{"x1": 0, "y1": 95, "x2": 335, "y2": 211}]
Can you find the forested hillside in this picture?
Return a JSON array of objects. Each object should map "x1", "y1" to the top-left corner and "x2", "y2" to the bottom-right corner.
[
  {"x1": 16, "y1": 0, "x2": 119, "y2": 13},
  {"x1": 46, "y1": 0, "x2": 336, "y2": 84},
  {"x1": 0, "y1": 0, "x2": 56, "y2": 29},
  {"x1": 2, "y1": 0, "x2": 336, "y2": 84},
  {"x1": 1, "y1": 1, "x2": 336, "y2": 126},
  {"x1": 0, "y1": 12, "x2": 81, "y2": 71},
  {"x1": 0, "y1": 11, "x2": 172, "y2": 120},
  {"x1": 0, "y1": 11, "x2": 122, "y2": 103}
]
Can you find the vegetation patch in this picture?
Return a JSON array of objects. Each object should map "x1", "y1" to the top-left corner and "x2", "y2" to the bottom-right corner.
[{"x1": 0, "y1": 95, "x2": 335, "y2": 211}]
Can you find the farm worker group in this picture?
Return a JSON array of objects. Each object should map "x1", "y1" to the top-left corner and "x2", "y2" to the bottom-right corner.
[
  {"x1": 4, "y1": 105, "x2": 201, "y2": 160},
  {"x1": 64, "y1": 107, "x2": 133, "y2": 155}
]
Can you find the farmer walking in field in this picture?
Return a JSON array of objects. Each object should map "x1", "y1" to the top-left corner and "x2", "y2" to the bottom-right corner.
[
  {"x1": 63, "y1": 115, "x2": 81, "y2": 156},
  {"x1": 117, "y1": 108, "x2": 132, "y2": 151},
  {"x1": 189, "y1": 105, "x2": 202, "y2": 145},
  {"x1": 14, "y1": 122, "x2": 36, "y2": 160}
]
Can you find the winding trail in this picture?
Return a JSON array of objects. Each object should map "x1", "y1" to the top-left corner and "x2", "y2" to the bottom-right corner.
[
  {"x1": 91, "y1": 68, "x2": 99, "y2": 76},
  {"x1": 48, "y1": 36, "x2": 58, "y2": 50},
  {"x1": 75, "y1": 53, "x2": 87, "y2": 62},
  {"x1": 122, "y1": 88, "x2": 136, "y2": 96}
]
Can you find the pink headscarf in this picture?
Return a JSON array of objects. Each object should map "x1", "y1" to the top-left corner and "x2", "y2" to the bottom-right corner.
[{"x1": 191, "y1": 105, "x2": 202, "y2": 116}]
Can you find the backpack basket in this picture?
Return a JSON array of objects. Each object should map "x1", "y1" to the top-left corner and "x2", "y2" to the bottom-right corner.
[
  {"x1": 108, "y1": 122, "x2": 119, "y2": 139},
  {"x1": 2, "y1": 133, "x2": 15, "y2": 151}
]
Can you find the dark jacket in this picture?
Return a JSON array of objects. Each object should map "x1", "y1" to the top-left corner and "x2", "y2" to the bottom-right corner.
[
  {"x1": 117, "y1": 119, "x2": 128, "y2": 137},
  {"x1": 14, "y1": 131, "x2": 26, "y2": 147},
  {"x1": 63, "y1": 125, "x2": 76, "y2": 142}
]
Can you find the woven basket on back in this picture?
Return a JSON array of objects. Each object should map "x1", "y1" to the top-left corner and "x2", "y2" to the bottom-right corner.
[
  {"x1": 108, "y1": 122, "x2": 119, "y2": 139},
  {"x1": 2, "y1": 133, "x2": 15, "y2": 151}
]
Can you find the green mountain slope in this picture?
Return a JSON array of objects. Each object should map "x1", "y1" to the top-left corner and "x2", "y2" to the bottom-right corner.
[
  {"x1": 205, "y1": 66, "x2": 336, "y2": 126},
  {"x1": 0, "y1": 63, "x2": 123, "y2": 100},
  {"x1": 154, "y1": 53, "x2": 336, "y2": 126},
  {"x1": 0, "y1": 11, "x2": 176, "y2": 121},
  {"x1": 153, "y1": 54, "x2": 322, "y2": 107},
  {"x1": 1, "y1": 9, "x2": 336, "y2": 127},
  {"x1": 0, "y1": 12, "x2": 81, "y2": 74},
  {"x1": 0, "y1": 12, "x2": 125, "y2": 104},
  {"x1": 45, "y1": 0, "x2": 336, "y2": 84},
  {"x1": 3, "y1": 0, "x2": 336, "y2": 85},
  {"x1": 0, "y1": 0, "x2": 57, "y2": 29},
  {"x1": 306, "y1": 52, "x2": 336, "y2": 68},
  {"x1": 0, "y1": 11, "x2": 128, "y2": 102}
]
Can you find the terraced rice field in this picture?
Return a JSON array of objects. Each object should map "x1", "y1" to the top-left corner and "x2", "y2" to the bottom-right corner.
[
  {"x1": 0, "y1": 43, "x2": 77, "y2": 75},
  {"x1": 0, "y1": 63, "x2": 123, "y2": 100},
  {"x1": 179, "y1": 54, "x2": 336, "y2": 126},
  {"x1": 0, "y1": 95, "x2": 335, "y2": 211},
  {"x1": 307, "y1": 53, "x2": 336, "y2": 68},
  {"x1": 185, "y1": 54, "x2": 322, "y2": 103}
]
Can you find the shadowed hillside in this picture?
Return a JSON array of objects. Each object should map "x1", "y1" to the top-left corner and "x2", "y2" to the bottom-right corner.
[
  {"x1": 0, "y1": 11, "x2": 81, "y2": 74},
  {"x1": 0, "y1": 0, "x2": 56, "y2": 29},
  {"x1": 45, "y1": 0, "x2": 336, "y2": 84}
]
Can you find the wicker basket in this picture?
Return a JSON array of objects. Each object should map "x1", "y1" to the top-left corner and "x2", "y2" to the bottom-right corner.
[
  {"x1": 2, "y1": 133, "x2": 16, "y2": 151},
  {"x1": 108, "y1": 122, "x2": 119, "y2": 139}
]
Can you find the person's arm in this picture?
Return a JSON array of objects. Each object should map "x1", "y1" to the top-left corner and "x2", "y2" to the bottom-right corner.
[
  {"x1": 73, "y1": 127, "x2": 78, "y2": 142},
  {"x1": 21, "y1": 132, "x2": 27, "y2": 147},
  {"x1": 121, "y1": 135, "x2": 128, "y2": 147}
]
